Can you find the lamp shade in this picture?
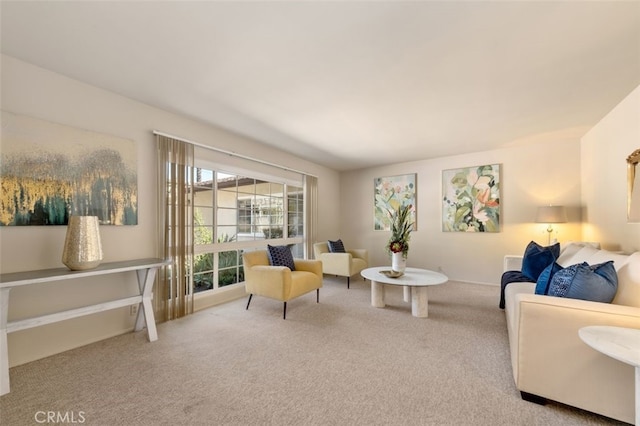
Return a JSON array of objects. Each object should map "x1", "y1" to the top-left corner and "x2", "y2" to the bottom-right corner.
[
  {"x1": 62, "y1": 216, "x2": 103, "y2": 270},
  {"x1": 535, "y1": 206, "x2": 567, "y2": 224}
]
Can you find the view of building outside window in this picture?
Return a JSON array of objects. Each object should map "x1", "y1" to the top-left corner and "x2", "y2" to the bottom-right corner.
[{"x1": 192, "y1": 168, "x2": 304, "y2": 293}]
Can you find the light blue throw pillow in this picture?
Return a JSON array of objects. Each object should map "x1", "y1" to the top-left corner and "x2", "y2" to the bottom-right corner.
[
  {"x1": 535, "y1": 262, "x2": 563, "y2": 295},
  {"x1": 547, "y1": 261, "x2": 617, "y2": 303}
]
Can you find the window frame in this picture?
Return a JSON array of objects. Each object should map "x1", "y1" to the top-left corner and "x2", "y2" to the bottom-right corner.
[{"x1": 192, "y1": 162, "x2": 304, "y2": 295}]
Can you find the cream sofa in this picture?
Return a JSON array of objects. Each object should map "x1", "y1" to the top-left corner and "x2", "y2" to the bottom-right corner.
[{"x1": 503, "y1": 243, "x2": 640, "y2": 424}]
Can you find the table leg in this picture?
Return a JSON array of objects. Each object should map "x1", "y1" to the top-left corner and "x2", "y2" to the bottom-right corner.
[
  {"x1": 371, "y1": 280, "x2": 385, "y2": 308},
  {"x1": 0, "y1": 288, "x2": 10, "y2": 395},
  {"x1": 411, "y1": 286, "x2": 429, "y2": 318},
  {"x1": 403, "y1": 286, "x2": 411, "y2": 303},
  {"x1": 136, "y1": 267, "x2": 159, "y2": 342}
]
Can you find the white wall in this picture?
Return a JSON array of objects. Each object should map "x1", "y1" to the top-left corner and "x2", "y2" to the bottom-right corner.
[
  {"x1": 0, "y1": 55, "x2": 341, "y2": 366},
  {"x1": 340, "y1": 139, "x2": 583, "y2": 285},
  {"x1": 581, "y1": 85, "x2": 640, "y2": 253}
]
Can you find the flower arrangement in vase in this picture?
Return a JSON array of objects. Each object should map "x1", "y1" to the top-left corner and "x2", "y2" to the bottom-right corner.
[{"x1": 387, "y1": 204, "x2": 414, "y2": 272}]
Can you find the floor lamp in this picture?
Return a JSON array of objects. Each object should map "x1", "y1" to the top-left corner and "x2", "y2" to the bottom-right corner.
[{"x1": 536, "y1": 205, "x2": 567, "y2": 245}]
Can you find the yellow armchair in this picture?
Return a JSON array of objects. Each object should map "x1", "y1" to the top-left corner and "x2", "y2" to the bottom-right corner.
[
  {"x1": 313, "y1": 242, "x2": 368, "y2": 288},
  {"x1": 242, "y1": 250, "x2": 323, "y2": 319}
]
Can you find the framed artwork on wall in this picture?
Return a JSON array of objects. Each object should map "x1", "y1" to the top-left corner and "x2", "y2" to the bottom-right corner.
[
  {"x1": 442, "y1": 164, "x2": 500, "y2": 232},
  {"x1": 0, "y1": 111, "x2": 138, "y2": 226},
  {"x1": 374, "y1": 173, "x2": 416, "y2": 231}
]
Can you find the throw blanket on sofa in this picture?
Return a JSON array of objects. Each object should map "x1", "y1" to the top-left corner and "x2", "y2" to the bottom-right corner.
[
  {"x1": 499, "y1": 271, "x2": 534, "y2": 309},
  {"x1": 499, "y1": 241, "x2": 560, "y2": 309}
]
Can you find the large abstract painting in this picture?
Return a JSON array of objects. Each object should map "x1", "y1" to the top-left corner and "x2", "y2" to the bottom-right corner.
[
  {"x1": 442, "y1": 164, "x2": 500, "y2": 232},
  {"x1": 0, "y1": 111, "x2": 137, "y2": 226},
  {"x1": 374, "y1": 173, "x2": 416, "y2": 231}
]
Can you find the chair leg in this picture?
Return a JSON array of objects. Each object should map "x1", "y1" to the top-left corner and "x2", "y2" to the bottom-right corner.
[
  {"x1": 316, "y1": 288, "x2": 320, "y2": 303},
  {"x1": 246, "y1": 294, "x2": 253, "y2": 310},
  {"x1": 283, "y1": 301, "x2": 287, "y2": 320},
  {"x1": 347, "y1": 276, "x2": 350, "y2": 289}
]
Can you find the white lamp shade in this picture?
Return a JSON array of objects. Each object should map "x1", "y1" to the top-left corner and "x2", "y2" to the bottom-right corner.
[{"x1": 536, "y1": 206, "x2": 567, "y2": 224}]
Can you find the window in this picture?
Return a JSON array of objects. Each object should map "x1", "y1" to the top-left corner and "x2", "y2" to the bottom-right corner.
[
  {"x1": 192, "y1": 168, "x2": 304, "y2": 294},
  {"x1": 287, "y1": 184, "x2": 304, "y2": 257}
]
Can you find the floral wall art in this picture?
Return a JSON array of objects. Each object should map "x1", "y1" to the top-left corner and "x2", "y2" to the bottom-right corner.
[
  {"x1": 0, "y1": 111, "x2": 138, "y2": 226},
  {"x1": 374, "y1": 173, "x2": 416, "y2": 231},
  {"x1": 442, "y1": 164, "x2": 500, "y2": 232}
]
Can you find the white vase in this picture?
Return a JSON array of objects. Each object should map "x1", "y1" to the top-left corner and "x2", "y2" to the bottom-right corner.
[
  {"x1": 62, "y1": 216, "x2": 103, "y2": 270},
  {"x1": 391, "y1": 251, "x2": 406, "y2": 273}
]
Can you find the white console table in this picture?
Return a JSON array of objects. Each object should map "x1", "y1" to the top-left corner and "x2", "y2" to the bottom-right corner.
[{"x1": 0, "y1": 258, "x2": 170, "y2": 396}]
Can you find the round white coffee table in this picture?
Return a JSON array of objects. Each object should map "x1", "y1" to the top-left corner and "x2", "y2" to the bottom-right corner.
[
  {"x1": 579, "y1": 325, "x2": 640, "y2": 425},
  {"x1": 361, "y1": 267, "x2": 448, "y2": 318}
]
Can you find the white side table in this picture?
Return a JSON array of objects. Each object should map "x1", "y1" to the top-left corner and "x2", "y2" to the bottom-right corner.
[{"x1": 579, "y1": 325, "x2": 640, "y2": 425}]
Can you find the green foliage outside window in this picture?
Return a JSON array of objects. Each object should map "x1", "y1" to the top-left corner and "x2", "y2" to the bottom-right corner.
[{"x1": 193, "y1": 209, "x2": 243, "y2": 292}]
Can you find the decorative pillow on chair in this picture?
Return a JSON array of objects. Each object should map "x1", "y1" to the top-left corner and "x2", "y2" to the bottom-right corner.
[
  {"x1": 267, "y1": 245, "x2": 296, "y2": 271},
  {"x1": 521, "y1": 241, "x2": 560, "y2": 281},
  {"x1": 328, "y1": 239, "x2": 346, "y2": 253},
  {"x1": 547, "y1": 261, "x2": 618, "y2": 303}
]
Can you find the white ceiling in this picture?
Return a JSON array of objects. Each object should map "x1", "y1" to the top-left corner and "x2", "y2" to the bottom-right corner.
[{"x1": 1, "y1": 1, "x2": 639, "y2": 171}]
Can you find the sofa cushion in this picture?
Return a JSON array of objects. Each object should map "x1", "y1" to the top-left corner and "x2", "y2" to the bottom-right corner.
[
  {"x1": 547, "y1": 261, "x2": 618, "y2": 303},
  {"x1": 267, "y1": 245, "x2": 296, "y2": 271},
  {"x1": 328, "y1": 239, "x2": 346, "y2": 253},
  {"x1": 612, "y1": 252, "x2": 640, "y2": 308},
  {"x1": 557, "y1": 244, "x2": 600, "y2": 268},
  {"x1": 535, "y1": 262, "x2": 563, "y2": 295},
  {"x1": 581, "y1": 250, "x2": 630, "y2": 272},
  {"x1": 521, "y1": 241, "x2": 560, "y2": 281}
]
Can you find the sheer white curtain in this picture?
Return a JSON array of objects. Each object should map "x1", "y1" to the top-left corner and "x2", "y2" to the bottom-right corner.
[
  {"x1": 304, "y1": 175, "x2": 318, "y2": 259},
  {"x1": 156, "y1": 135, "x2": 194, "y2": 321}
]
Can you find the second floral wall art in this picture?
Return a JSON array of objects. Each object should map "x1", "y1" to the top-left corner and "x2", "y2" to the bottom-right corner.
[{"x1": 442, "y1": 164, "x2": 500, "y2": 233}]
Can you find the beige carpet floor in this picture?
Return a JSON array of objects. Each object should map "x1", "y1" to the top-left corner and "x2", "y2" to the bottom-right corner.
[{"x1": 0, "y1": 277, "x2": 627, "y2": 425}]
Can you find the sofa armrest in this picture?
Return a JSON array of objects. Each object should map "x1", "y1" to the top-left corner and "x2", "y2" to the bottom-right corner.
[
  {"x1": 512, "y1": 293, "x2": 640, "y2": 421},
  {"x1": 503, "y1": 255, "x2": 523, "y2": 272}
]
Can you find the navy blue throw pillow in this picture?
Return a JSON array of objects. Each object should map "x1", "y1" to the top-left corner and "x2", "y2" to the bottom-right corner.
[
  {"x1": 521, "y1": 241, "x2": 560, "y2": 281},
  {"x1": 547, "y1": 261, "x2": 617, "y2": 303},
  {"x1": 535, "y1": 262, "x2": 563, "y2": 295},
  {"x1": 328, "y1": 239, "x2": 346, "y2": 253},
  {"x1": 267, "y1": 245, "x2": 296, "y2": 271}
]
